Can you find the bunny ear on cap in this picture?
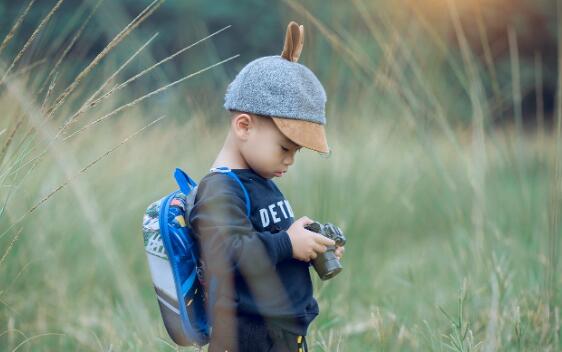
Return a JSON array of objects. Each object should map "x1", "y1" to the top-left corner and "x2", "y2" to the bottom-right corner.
[
  {"x1": 272, "y1": 21, "x2": 330, "y2": 154},
  {"x1": 281, "y1": 21, "x2": 304, "y2": 62}
]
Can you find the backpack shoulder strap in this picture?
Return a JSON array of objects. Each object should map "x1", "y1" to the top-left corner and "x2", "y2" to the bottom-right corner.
[
  {"x1": 174, "y1": 168, "x2": 197, "y2": 194},
  {"x1": 209, "y1": 166, "x2": 251, "y2": 218}
]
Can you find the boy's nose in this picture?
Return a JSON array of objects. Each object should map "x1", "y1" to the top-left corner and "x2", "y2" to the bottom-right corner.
[{"x1": 284, "y1": 154, "x2": 294, "y2": 166}]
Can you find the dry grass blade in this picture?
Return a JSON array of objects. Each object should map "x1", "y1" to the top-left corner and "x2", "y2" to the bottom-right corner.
[
  {"x1": 0, "y1": 114, "x2": 24, "y2": 165},
  {"x1": 81, "y1": 24, "x2": 232, "y2": 116},
  {"x1": 350, "y1": 0, "x2": 402, "y2": 87},
  {"x1": 535, "y1": 52, "x2": 545, "y2": 138},
  {"x1": 38, "y1": 0, "x2": 106, "y2": 96},
  {"x1": 283, "y1": 0, "x2": 395, "y2": 92},
  {"x1": 4, "y1": 52, "x2": 238, "y2": 181},
  {"x1": 4, "y1": 53, "x2": 239, "y2": 180},
  {"x1": 60, "y1": 54, "x2": 239, "y2": 142},
  {"x1": 0, "y1": 0, "x2": 64, "y2": 84},
  {"x1": 0, "y1": 92, "x2": 164, "y2": 336},
  {"x1": 41, "y1": 73, "x2": 58, "y2": 113},
  {"x1": 54, "y1": 32, "x2": 159, "y2": 139},
  {"x1": 74, "y1": 115, "x2": 166, "y2": 177},
  {"x1": 0, "y1": 0, "x2": 36, "y2": 57},
  {"x1": 0, "y1": 62, "x2": 55, "y2": 165},
  {"x1": 13, "y1": 31, "x2": 158, "y2": 172},
  {"x1": 0, "y1": 112, "x2": 164, "y2": 239},
  {"x1": 408, "y1": 4, "x2": 469, "y2": 95},
  {"x1": 475, "y1": 4, "x2": 501, "y2": 104},
  {"x1": 10, "y1": 333, "x2": 66, "y2": 352},
  {"x1": 82, "y1": 32, "x2": 159, "y2": 108},
  {"x1": 45, "y1": 0, "x2": 164, "y2": 119},
  {"x1": 0, "y1": 228, "x2": 22, "y2": 269},
  {"x1": 375, "y1": 27, "x2": 461, "y2": 189},
  {"x1": 508, "y1": 27, "x2": 523, "y2": 132},
  {"x1": 368, "y1": 10, "x2": 462, "y2": 155},
  {"x1": 546, "y1": 0, "x2": 562, "y2": 323},
  {"x1": 10, "y1": 58, "x2": 46, "y2": 77},
  {"x1": 507, "y1": 26, "x2": 531, "y2": 208},
  {"x1": 446, "y1": 0, "x2": 488, "y2": 255}
]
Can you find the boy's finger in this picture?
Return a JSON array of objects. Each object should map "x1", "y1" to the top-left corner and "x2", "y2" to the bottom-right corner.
[
  {"x1": 313, "y1": 243, "x2": 327, "y2": 253},
  {"x1": 314, "y1": 234, "x2": 335, "y2": 246}
]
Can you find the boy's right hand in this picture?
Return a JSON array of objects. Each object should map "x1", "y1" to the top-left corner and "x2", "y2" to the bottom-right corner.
[{"x1": 287, "y1": 216, "x2": 336, "y2": 262}]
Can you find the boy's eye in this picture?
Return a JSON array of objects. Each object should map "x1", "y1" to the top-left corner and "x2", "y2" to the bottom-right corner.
[{"x1": 281, "y1": 146, "x2": 289, "y2": 152}]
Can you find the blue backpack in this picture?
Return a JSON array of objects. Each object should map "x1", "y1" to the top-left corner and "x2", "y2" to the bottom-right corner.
[{"x1": 142, "y1": 166, "x2": 251, "y2": 347}]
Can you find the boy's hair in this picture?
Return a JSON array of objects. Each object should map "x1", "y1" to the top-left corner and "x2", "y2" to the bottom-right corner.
[
  {"x1": 228, "y1": 109, "x2": 266, "y2": 120},
  {"x1": 228, "y1": 109, "x2": 248, "y2": 119}
]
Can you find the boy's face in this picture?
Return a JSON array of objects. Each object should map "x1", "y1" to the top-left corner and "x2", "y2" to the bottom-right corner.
[{"x1": 235, "y1": 113, "x2": 302, "y2": 179}]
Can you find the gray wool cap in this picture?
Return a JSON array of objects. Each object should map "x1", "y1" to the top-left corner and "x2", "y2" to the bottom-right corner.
[{"x1": 223, "y1": 55, "x2": 327, "y2": 124}]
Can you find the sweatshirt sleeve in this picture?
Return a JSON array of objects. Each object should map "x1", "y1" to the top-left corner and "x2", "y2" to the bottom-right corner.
[{"x1": 188, "y1": 174, "x2": 293, "y2": 278}]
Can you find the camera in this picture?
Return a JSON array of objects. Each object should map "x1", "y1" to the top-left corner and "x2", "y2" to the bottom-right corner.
[{"x1": 303, "y1": 221, "x2": 346, "y2": 280}]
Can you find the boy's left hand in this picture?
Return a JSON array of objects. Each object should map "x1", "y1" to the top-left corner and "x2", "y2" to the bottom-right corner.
[{"x1": 335, "y1": 245, "x2": 345, "y2": 261}]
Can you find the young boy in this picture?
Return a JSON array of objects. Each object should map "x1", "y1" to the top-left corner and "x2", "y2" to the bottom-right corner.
[{"x1": 188, "y1": 22, "x2": 345, "y2": 352}]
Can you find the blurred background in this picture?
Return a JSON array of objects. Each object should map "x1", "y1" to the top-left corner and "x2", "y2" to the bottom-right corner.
[{"x1": 0, "y1": 0, "x2": 560, "y2": 350}]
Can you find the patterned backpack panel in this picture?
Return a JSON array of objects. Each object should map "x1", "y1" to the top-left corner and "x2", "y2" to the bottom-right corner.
[
  {"x1": 142, "y1": 169, "x2": 210, "y2": 346},
  {"x1": 142, "y1": 167, "x2": 250, "y2": 347}
]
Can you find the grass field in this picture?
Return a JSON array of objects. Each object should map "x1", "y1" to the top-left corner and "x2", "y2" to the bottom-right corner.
[{"x1": 1, "y1": 0, "x2": 561, "y2": 351}]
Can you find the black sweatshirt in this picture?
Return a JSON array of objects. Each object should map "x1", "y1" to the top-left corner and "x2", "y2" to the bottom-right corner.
[{"x1": 188, "y1": 168, "x2": 319, "y2": 335}]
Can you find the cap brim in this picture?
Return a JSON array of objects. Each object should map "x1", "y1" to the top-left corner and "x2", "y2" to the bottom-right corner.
[{"x1": 271, "y1": 117, "x2": 330, "y2": 154}]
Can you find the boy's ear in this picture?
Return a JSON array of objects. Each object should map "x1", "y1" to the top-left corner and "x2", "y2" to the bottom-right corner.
[
  {"x1": 232, "y1": 113, "x2": 254, "y2": 139},
  {"x1": 281, "y1": 21, "x2": 304, "y2": 62}
]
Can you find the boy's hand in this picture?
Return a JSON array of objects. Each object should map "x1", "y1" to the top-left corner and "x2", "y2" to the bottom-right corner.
[
  {"x1": 287, "y1": 216, "x2": 336, "y2": 262},
  {"x1": 335, "y1": 245, "x2": 345, "y2": 261}
]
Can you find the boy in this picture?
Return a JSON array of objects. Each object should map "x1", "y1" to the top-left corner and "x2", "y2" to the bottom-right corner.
[{"x1": 188, "y1": 22, "x2": 345, "y2": 352}]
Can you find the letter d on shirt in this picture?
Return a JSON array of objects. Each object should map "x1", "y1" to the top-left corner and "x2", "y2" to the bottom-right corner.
[{"x1": 260, "y1": 208, "x2": 270, "y2": 227}]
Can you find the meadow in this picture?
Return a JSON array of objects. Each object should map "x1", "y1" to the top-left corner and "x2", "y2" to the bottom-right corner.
[{"x1": 0, "y1": 0, "x2": 560, "y2": 351}]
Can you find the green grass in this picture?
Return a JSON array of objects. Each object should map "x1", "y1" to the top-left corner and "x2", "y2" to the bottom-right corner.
[
  {"x1": 0, "y1": 0, "x2": 561, "y2": 351},
  {"x1": 1, "y1": 115, "x2": 559, "y2": 351}
]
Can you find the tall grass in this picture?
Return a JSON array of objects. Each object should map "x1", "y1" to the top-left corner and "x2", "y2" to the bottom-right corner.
[{"x1": 1, "y1": 0, "x2": 561, "y2": 351}]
